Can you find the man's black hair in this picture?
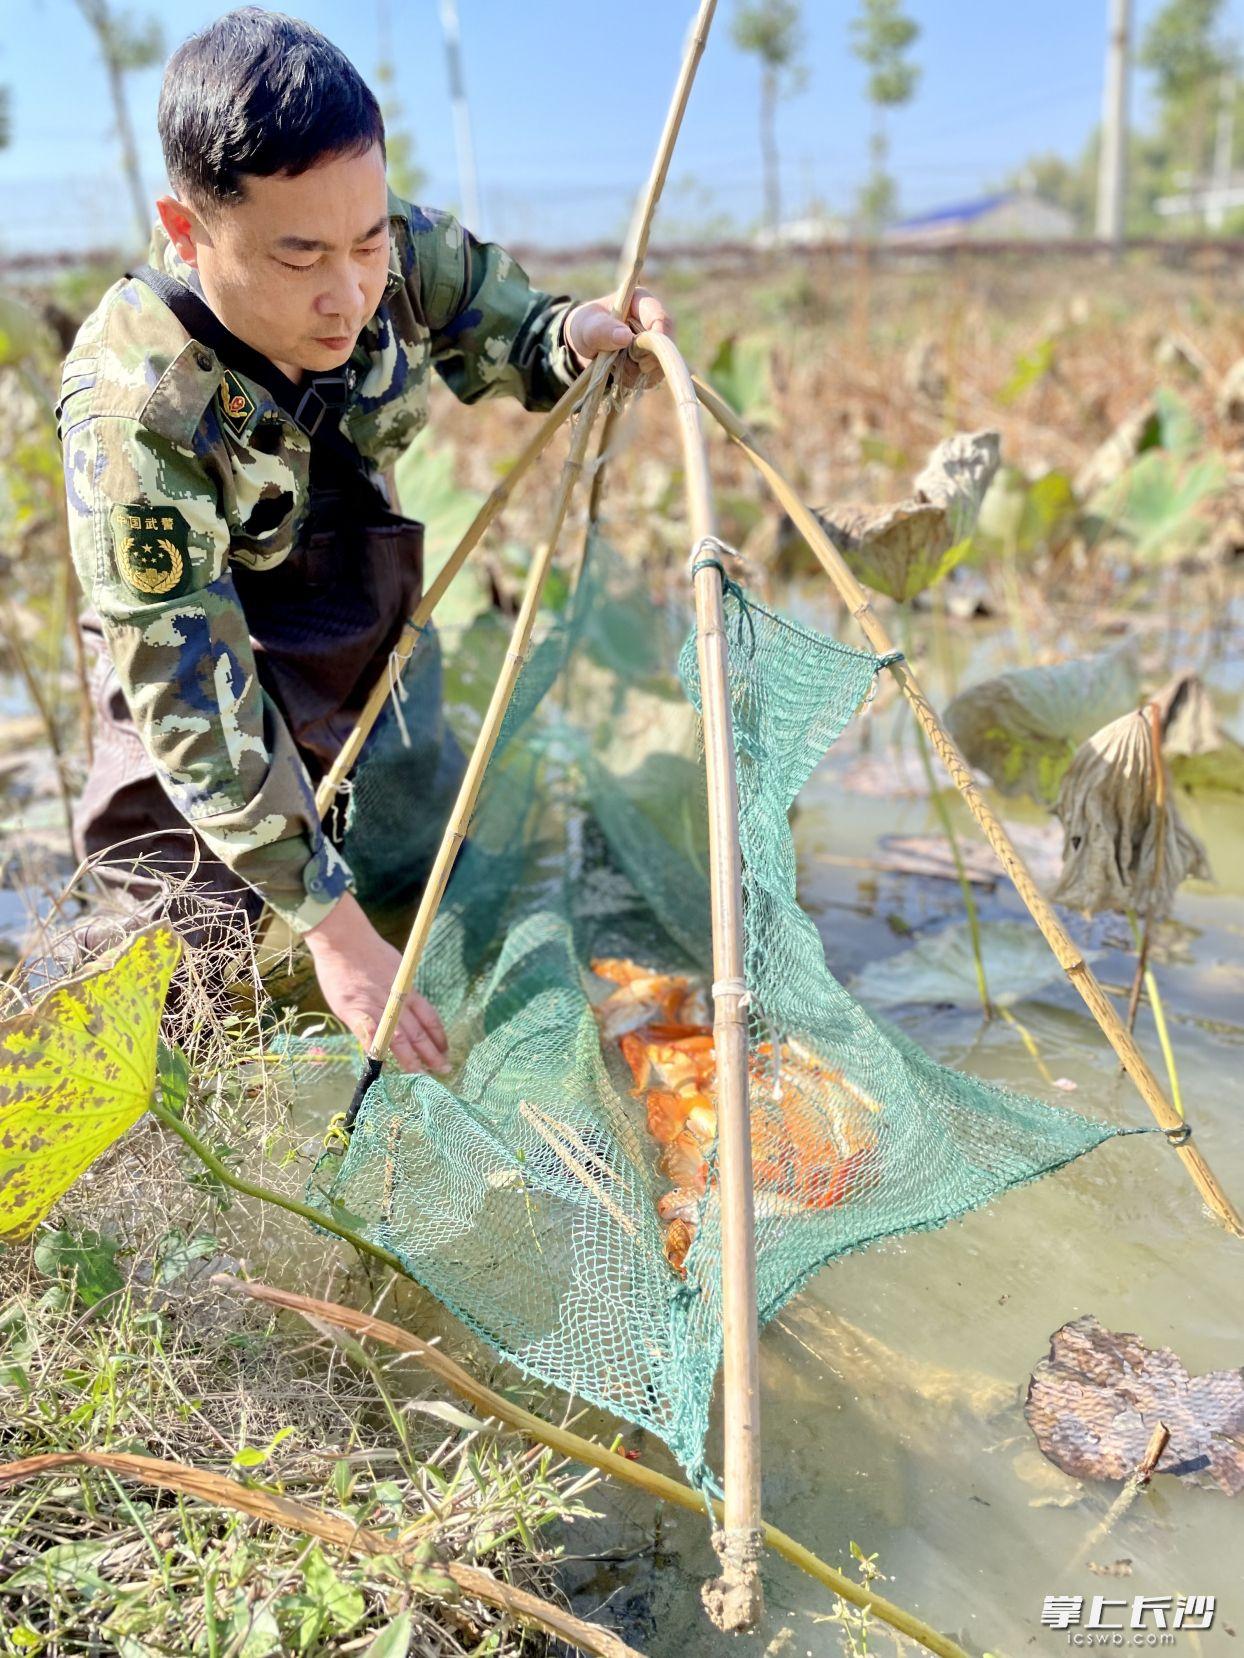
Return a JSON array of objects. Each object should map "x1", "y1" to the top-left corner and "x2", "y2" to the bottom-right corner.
[{"x1": 159, "y1": 7, "x2": 385, "y2": 206}]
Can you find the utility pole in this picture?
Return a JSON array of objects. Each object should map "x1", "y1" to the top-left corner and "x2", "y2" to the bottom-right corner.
[
  {"x1": 1208, "y1": 62, "x2": 1237, "y2": 230},
  {"x1": 1096, "y1": 0, "x2": 1132, "y2": 247},
  {"x1": 438, "y1": 0, "x2": 481, "y2": 235}
]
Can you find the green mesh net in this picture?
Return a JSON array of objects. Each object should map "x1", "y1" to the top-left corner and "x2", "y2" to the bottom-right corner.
[{"x1": 306, "y1": 533, "x2": 1125, "y2": 1480}]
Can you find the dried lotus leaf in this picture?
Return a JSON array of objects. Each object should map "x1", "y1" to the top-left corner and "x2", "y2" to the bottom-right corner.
[
  {"x1": 1025, "y1": 1315, "x2": 1244, "y2": 1495},
  {"x1": 815, "y1": 430, "x2": 1000, "y2": 601},
  {"x1": 1052, "y1": 708, "x2": 1210, "y2": 918}
]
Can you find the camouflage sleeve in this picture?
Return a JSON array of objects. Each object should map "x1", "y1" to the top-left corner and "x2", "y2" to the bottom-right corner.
[
  {"x1": 60, "y1": 405, "x2": 351, "y2": 933},
  {"x1": 401, "y1": 203, "x2": 583, "y2": 411}
]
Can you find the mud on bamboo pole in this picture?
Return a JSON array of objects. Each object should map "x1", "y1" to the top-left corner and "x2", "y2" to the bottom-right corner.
[
  {"x1": 691, "y1": 374, "x2": 1244, "y2": 1241},
  {"x1": 635, "y1": 329, "x2": 762, "y2": 1631}
]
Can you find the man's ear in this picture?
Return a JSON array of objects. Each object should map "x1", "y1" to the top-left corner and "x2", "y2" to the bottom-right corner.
[{"x1": 156, "y1": 194, "x2": 208, "y2": 267}]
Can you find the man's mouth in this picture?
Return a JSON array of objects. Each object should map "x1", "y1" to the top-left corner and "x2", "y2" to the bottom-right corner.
[{"x1": 314, "y1": 333, "x2": 353, "y2": 351}]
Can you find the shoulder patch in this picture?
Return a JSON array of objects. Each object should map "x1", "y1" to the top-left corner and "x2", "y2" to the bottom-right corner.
[
  {"x1": 219, "y1": 370, "x2": 257, "y2": 437},
  {"x1": 108, "y1": 503, "x2": 193, "y2": 599}
]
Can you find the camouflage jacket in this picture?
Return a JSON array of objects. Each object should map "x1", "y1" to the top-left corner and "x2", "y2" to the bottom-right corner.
[{"x1": 59, "y1": 196, "x2": 583, "y2": 932}]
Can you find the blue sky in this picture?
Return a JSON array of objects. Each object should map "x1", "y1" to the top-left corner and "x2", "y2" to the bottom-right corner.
[{"x1": 4, "y1": 0, "x2": 1243, "y2": 254}]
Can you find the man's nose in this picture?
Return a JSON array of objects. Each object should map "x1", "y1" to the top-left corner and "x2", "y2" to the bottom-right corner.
[{"x1": 314, "y1": 269, "x2": 366, "y2": 323}]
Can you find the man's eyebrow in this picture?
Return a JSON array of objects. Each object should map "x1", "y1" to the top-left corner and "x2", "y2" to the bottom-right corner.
[{"x1": 274, "y1": 218, "x2": 389, "y2": 253}]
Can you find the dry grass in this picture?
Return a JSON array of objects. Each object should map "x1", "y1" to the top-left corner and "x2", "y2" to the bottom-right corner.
[
  {"x1": 427, "y1": 253, "x2": 1244, "y2": 594},
  {"x1": 0, "y1": 886, "x2": 608, "y2": 1656}
]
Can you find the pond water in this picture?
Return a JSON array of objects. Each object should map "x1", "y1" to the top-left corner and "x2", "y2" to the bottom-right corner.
[{"x1": 543, "y1": 584, "x2": 1244, "y2": 1658}]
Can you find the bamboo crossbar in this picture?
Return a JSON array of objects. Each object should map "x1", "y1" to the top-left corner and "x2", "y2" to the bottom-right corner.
[{"x1": 690, "y1": 373, "x2": 1244, "y2": 1241}]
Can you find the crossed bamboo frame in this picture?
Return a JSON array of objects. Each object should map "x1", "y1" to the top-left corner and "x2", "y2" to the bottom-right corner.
[
  {"x1": 256, "y1": 0, "x2": 1240, "y2": 1633},
  {"x1": 304, "y1": 339, "x2": 1244, "y2": 1624},
  {"x1": 315, "y1": 348, "x2": 1244, "y2": 1238}
]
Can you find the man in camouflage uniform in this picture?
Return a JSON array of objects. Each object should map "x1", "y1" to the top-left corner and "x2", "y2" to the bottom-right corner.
[{"x1": 60, "y1": 8, "x2": 673, "y2": 1072}]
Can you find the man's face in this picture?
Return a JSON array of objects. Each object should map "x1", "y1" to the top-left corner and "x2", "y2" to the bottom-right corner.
[{"x1": 157, "y1": 143, "x2": 391, "y2": 380}]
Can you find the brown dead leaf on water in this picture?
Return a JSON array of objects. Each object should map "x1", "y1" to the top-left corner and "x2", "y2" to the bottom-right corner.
[{"x1": 1025, "y1": 1315, "x2": 1244, "y2": 1495}]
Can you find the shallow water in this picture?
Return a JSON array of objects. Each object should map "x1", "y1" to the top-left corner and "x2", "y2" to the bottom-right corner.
[{"x1": 554, "y1": 588, "x2": 1244, "y2": 1657}]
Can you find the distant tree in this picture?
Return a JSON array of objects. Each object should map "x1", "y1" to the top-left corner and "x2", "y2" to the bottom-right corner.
[
  {"x1": 1140, "y1": 0, "x2": 1228, "y2": 180},
  {"x1": 1008, "y1": 0, "x2": 1239, "y2": 237},
  {"x1": 1005, "y1": 150, "x2": 1098, "y2": 233},
  {"x1": 730, "y1": 0, "x2": 807, "y2": 236},
  {"x1": 850, "y1": 0, "x2": 920, "y2": 235},
  {"x1": 0, "y1": 88, "x2": 10, "y2": 151},
  {"x1": 374, "y1": 60, "x2": 426, "y2": 203},
  {"x1": 375, "y1": 0, "x2": 426, "y2": 205},
  {"x1": 1141, "y1": 0, "x2": 1226, "y2": 102},
  {"x1": 73, "y1": 0, "x2": 163, "y2": 247}
]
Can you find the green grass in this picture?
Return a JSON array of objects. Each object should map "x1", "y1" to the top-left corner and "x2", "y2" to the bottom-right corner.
[{"x1": 0, "y1": 1242, "x2": 602, "y2": 1656}]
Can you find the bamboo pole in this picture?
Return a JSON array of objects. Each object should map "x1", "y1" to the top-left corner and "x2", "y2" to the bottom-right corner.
[
  {"x1": 218, "y1": 1278, "x2": 971, "y2": 1658},
  {"x1": 320, "y1": 0, "x2": 718, "y2": 825},
  {"x1": 612, "y1": 4, "x2": 717, "y2": 321},
  {"x1": 634, "y1": 329, "x2": 762, "y2": 1630},
  {"x1": 691, "y1": 374, "x2": 1244, "y2": 1240},
  {"x1": 344, "y1": 352, "x2": 615, "y2": 1119},
  {"x1": 346, "y1": 0, "x2": 721, "y2": 1108},
  {"x1": 312, "y1": 367, "x2": 590, "y2": 818},
  {"x1": 0, "y1": 1449, "x2": 644, "y2": 1658}
]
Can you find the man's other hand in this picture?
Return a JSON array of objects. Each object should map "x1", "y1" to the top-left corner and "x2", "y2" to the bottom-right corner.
[
  {"x1": 306, "y1": 892, "x2": 450, "y2": 1074},
  {"x1": 565, "y1": 287, "x2": 675, "y2": 387}
]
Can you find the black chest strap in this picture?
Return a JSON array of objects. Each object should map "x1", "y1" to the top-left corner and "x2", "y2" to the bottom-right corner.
[{"x1": 128, "y1": 263, "x2": 382, "y2": 502}]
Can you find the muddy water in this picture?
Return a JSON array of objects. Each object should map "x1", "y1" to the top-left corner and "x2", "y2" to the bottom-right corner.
[{"x1": 555, "y1": 589, "x2": 1244, "y2": 1658}]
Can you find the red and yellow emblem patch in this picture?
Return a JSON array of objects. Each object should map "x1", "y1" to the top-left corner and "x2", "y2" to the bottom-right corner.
[{"x1": 218, "y1": 370, "x2": 257, "y2": 437}]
